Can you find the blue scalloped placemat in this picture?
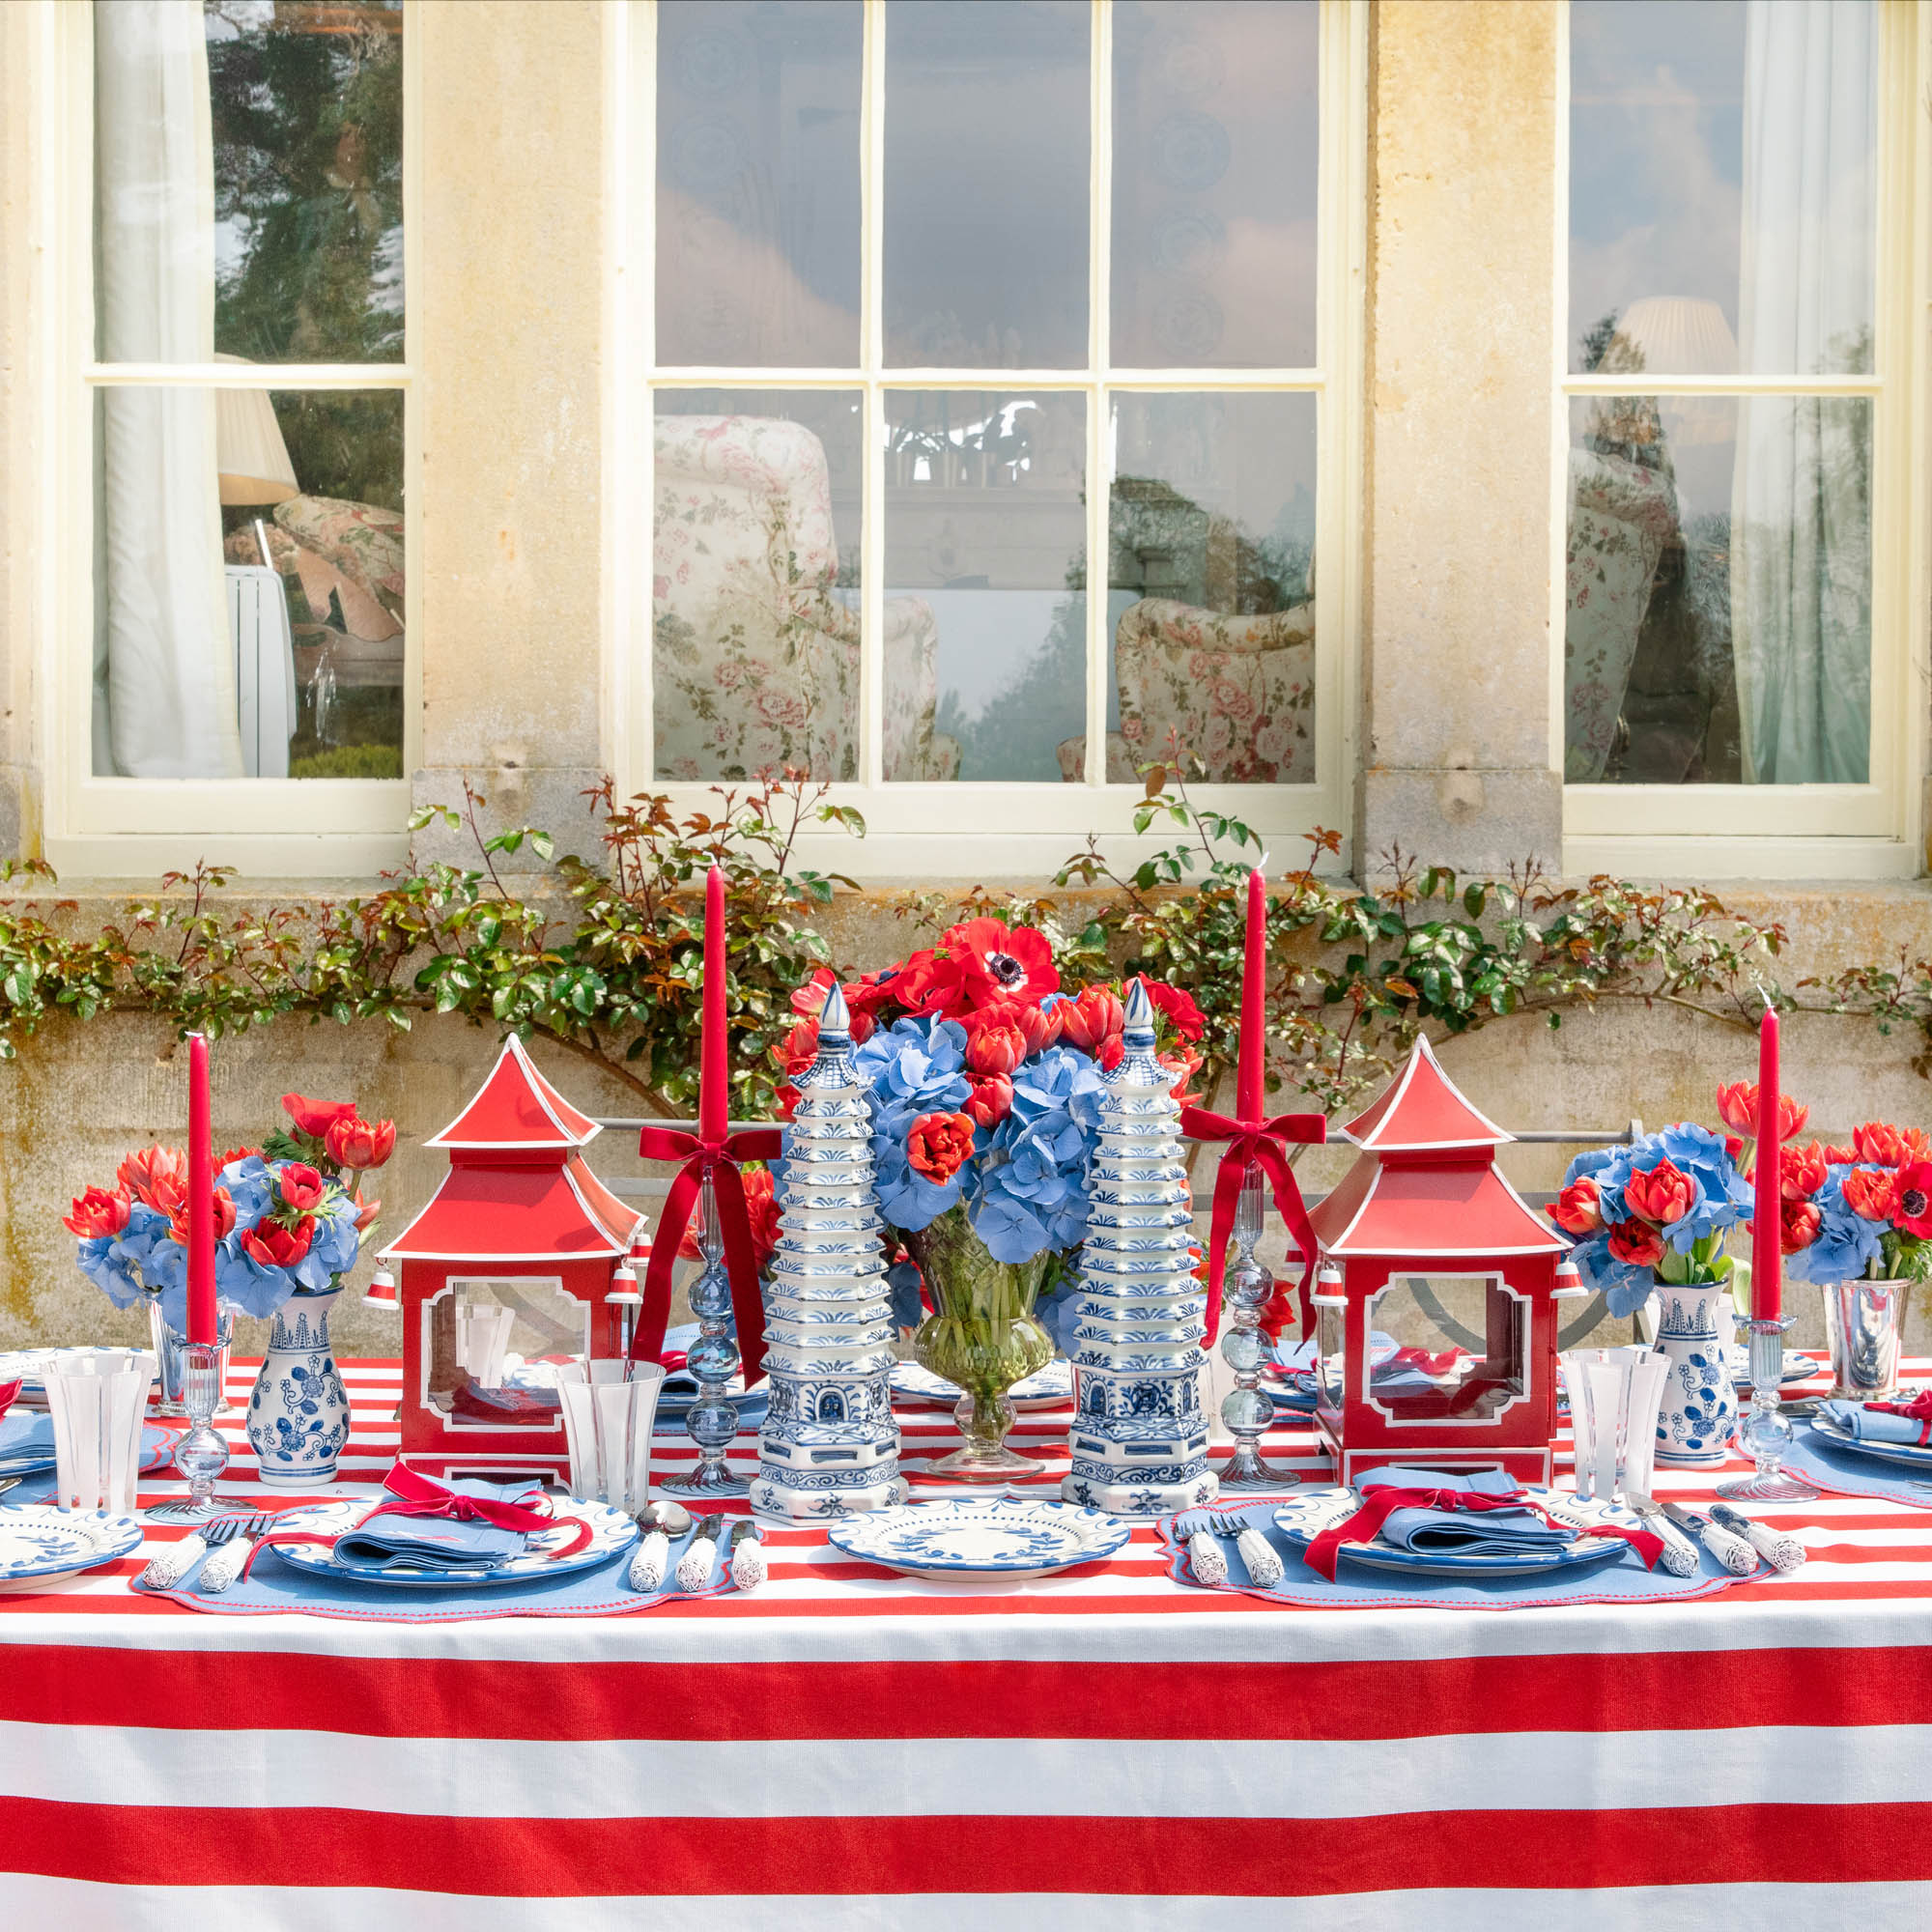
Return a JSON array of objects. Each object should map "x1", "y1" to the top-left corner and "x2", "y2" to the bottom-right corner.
[
  {"x1": 1159, "y1": 1501, "x2": 1762, "y2": 1610},
  {"x1": 130, "y1": 1518, "x2": 740, "y2": 1621},
  {"x1": 1777, "y1": 1422, "x2": 1932, "y2": 1508},
  {"x1": 6, "y1": 1425, "x2": 182, "y2": 1505}
]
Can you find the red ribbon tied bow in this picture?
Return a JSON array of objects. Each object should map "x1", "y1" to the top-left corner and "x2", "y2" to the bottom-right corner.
[
  {"x1": 0, "y1": 1379, "x2": 19, "y2": 1422},
  {"x1": 1864, "y1": 1389, "x2": 1932, "y2": 1445},
  {"x1": 1179, "y1": 1106, "x2": 1326, "y2": 1344},
  {"x1": 243, "y1": 1460, "x2": 589, "y2": 1577},
  {"x1": 1302, "y1": 1485, "x2": 1664, "y2": 1582},
  {"x1": 633, "y1": 1124, "x2": 782, "y2": 1384}
]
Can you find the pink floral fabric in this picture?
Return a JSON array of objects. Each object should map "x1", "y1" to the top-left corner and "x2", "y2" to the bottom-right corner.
[
  {"x1": 273, "y1": 495, "x2": 405, "y2": 627},
  {"x1": 1563, "y1": 446, "x2": 1679, "y2": 781}
]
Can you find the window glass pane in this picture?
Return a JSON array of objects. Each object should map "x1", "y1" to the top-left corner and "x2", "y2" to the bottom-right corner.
[
  {"x1": 93, "y1": 385, "x2": 405, "y2": 779},
  {"x1": 884, "y1": 389, "x2": 1086, "y2": 781},
  {"x1": 653, "y1": 389, "x2": 864, "y2": 781},
  {"x1": 1569, "y1": 0, "x2": 1876, "y2": 377},
  {"x1": 1104, "y1": 392, "x2": 1316, "y2": 784},
  {"x1": 655, "y1": 1, "x2": 862, "y2": 367},
  {"x1": 1111, "y1": 1, "x2": 1319, "y2": 369},
  {"x1": 96, "y1": 0, "x2": 405, "y2": 364},
  {"x1": 1563, "y1": 393, "x2": 1870, "y2": 784},
  {"x1": 884, "y1": 2, "x2": 1090, "y2": 368}
]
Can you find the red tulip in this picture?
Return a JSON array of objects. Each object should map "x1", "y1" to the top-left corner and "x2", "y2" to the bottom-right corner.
[
  {"x1": 1096, "y1": 1034, "x2": 1124, "y2": 1070},
  {"x1": 1160, "y1": 1044, "x2": 1205, "y2": 1104},
  {"x1": 773, "y1": 1017, "x2": 820, "y2": 1079},
  {"x1": 353, "y1": 1191, "x2": 382, "y2": 1234},
  {"x1": 1716, "y1": 1082, "x2": 1808, "y2": 1144},
  {"x1": 1842, "y1": 1167, "x2": 1897, "y2": 1224},
  {"x1": 325, "y1": 1116, "x2": 396, "y2": 1172},
  {"x1": 1606, "y1": 1219, "x2": 1665, "y2": 1267},
  {"x1": 217, "y1": 1146, "x2": 260, "y2": 1169},
  {"x1": 242, "y1": 1216, "x2": 315, "y2": 1268},
  {"x1": 1780, "y1": 1141, "x2": 1828, "y2": 1202},
  {"x1": 1823, "y1": 1143, "x2": 1860, "y2": 1167},
  {"x1": 281, "y1": 1093, "x2": 357, "y2": 1140},
  {"x1": 1853, "y1": 1122, "x2": 1931, "y2": 1170},
  {"x1": 963, "y1": 1072, "x2": 1013, "y2": 1128},
  {"x1": 274, "y1": 1162, "x2": 327, "y2": 1212},
  {"x1": 1622, "y1": 1157, "x2": 1692, "y2": 1229},
  {"x1": 167, "y1": 1186, "x2": 237, "y2": 1248},
  {"x1": 966, "y1": 1022, "x2": 1027, "y2": 1078},
  {"x1": 116, "y1": 1145, "x2": 187, "y2": 1209},
  {"x1": 63, "y1": 1184, "x2": 131, "y2": 1239},
  {"x1": 1895, "y1": 1160, "x2": 1932, "y2": 1238},
  {"x1": 974, "y1": 998, "x2": 1059, "y2": 1056},
  {"x1": 1058, "y1": 986, "x2": 1125, "y2": 1053},
  {"x1": 1550, "y1": 1178, "x2": 1604, "y2": 1235},
  {"x1": 907, "y1": 1111, "x2": 977, "y2": 1185},
  {"x1": 1780, "y1": 1198, "x2": 1823, "y2": 1255}
]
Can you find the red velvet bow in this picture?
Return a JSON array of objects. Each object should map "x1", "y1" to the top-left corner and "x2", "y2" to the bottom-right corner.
[
  {"x1": 1865, "y1": 1390, "x2": 1932, "y2": 1445},
  {"x1": 1179, "y1": 1106, "x2": 1326, "y2": 1344},
  {"x1": 243, "y1": 1459, "x2": 589, "y2": 1577},
  {"x1": 0, "y1": 1380, "x2": 19, "y2": 1421},
  {"x1": 1302, "y1": 1484, "x2": 1663, "y2": 1582},
  {"x1": 632, "y1": 1125, "x2": 782, "y2": 1384}
]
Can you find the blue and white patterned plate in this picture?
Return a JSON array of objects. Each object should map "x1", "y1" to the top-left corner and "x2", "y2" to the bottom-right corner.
[
  {"x1": 1272, "y1": 1486, "x2": 1639, "y2": 1580},
  {"x1": 0, "y1": 1505, "x2": 144, "y2": 1592},
  {"x1": 263, "y1": 1494, "x2": 639, "y2": 1590},
  {"x1": 890, "y1": 1360, "x2": 1074, "y2": 1411},
  {"x1": 1808, "y1": 1408, "x2": 1932, "y2": 1472},
  {"x1": 828, "y1": 1497, "x2": 1130, "y2": 1581}
]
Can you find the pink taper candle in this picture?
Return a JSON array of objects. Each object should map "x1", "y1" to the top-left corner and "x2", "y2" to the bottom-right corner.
[
  {"x1": 1237, "y1": 867, "x2": 1266, "y2": 1121},
  {"x1": 186, "y1": 1033, "x2": 216, "y2": 1345},
  {"x1": 1750, "y1": 1005, "x2": 1781, "y2": 1321},
  {"x1": 698, "y1": 864, "x2": 728, "y2": 1144}
]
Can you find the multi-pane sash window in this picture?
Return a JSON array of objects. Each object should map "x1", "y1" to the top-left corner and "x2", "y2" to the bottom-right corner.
[
  {"x1": 1561, "y1": 0, "x2": 1919, "y2": 870},
  {"x1": 624, "y1": 0, "x2": 1359, "y2": 874},
  {"x1": 70, "y1": 0, "x2": 410, "y2": 860}
]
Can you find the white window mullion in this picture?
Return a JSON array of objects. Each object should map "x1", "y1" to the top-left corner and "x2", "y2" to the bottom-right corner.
[
  {"x1": 861, "y1": 0, "x2": 886, "y2": 790},
  {"x1": 1084, "y1": 0, "x2": 1112, "y2": 789}
]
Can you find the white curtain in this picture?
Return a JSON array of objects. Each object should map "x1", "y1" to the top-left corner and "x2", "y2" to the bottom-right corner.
[
  {"x1": 94, "y1": 0, "x2": 243, "y2": 779},
  {"x1": 1731, "y1": 0, "x2": 1876, "y2": 785}
]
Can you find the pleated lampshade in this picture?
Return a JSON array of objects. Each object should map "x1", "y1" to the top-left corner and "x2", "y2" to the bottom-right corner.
[{"x1": 213, "y1": 354, "x2": 300, "y2": 506}]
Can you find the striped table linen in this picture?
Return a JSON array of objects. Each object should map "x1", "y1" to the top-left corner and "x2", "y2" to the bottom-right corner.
[{"x1": 2, "y1": 1354, "x2": 1930, "y2": 1929}]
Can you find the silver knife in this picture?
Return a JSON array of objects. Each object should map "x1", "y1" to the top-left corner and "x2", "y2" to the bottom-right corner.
[
  {"x1": 1706, "y1": 1500, "x2": 1805, "y2": 1574},
  {"x1": 1621, "y1": 1491, "x2": 1698, "y2": 1577},
  {"x1": 1658, "y1": 1498, "x2": 1756, "y2": 1577}
]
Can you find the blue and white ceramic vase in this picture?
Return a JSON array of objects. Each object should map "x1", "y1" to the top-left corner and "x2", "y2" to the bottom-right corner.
[
  {"x1": 246, "y1": 1285, "x2": 352, "y2": 1488},
  {"x1": 1653, "y1": 1285, "x2": 1738, "y2": 1466}
]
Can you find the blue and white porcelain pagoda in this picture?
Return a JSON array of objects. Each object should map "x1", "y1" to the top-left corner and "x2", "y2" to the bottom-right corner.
[
  {"x1": 750, "y1": 984, "x2": 909, "y2": 1520},
  {"x1": 1063, "y1": 980, "x2": 1219, "y2": 1515}
]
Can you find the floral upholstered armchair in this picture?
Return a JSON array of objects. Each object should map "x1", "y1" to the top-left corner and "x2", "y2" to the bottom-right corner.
[
  {"x1": 1056, "y1": 598, "x2": 1316, "y2": 783},
  {"x1": 653, "y1": 414, "x2": 959, "y2": 783},
  {"x1": 1563, "y1": 433, "x2": 1681, "y2": 781},
  {"x1": 223, "y1": 493, "x2": 405, "y2": 681}
]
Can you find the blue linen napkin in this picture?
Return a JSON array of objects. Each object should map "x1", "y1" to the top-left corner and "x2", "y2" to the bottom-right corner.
[
  {"x1": 1820, "y1": 1399, "x2": 1932, "y2": 1446},
  {"x1": 0, "y1": 1413, "x2": 55, "y2": 1467},
  {"x1": 1356, "y1": 1465, "x2": 1573, "y2": 1557},
  {"x1": 331, "y1": 1474, "x2": 547, "y2": 1574}
]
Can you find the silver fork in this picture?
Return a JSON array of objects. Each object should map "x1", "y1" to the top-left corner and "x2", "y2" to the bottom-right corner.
[
  {"x1": 197, "y1": 1512, "x2": 274, "y2": 1593},
  {"x1": 137, "y1": 1511, "x2": 245, "y2": 1591}
]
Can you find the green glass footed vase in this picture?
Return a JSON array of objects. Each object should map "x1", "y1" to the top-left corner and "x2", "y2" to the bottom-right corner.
[{"x1": 907, "y1": 1206, "x2": 1057, "y2": 1483}]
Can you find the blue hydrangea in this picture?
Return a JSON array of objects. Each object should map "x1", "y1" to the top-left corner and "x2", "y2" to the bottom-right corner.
[
  {"x1": 1785, "y1": 1165, "x2": 1888, "y2": 1285},
  {"x1": 1649, "y1": 1122, "x2": 1752, "y2": 1251},
  {"x1": 964, "y1": 1046, "x2": 1104, "y2": 1263},
  {"x1": 855, "y1": 1014, "x2": 973, "y2": 1231}
]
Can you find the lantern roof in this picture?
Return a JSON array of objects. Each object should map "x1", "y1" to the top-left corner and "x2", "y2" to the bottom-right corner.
[
  {"x1": 384, "y1": 1151, "x2": 643, "y2": 1263},
  {"x1": 1308, "y1": 1151, "x2": 1566, "y2": 1259},
  {"x1": 424, "y1": 1035, "x2": 603, "y2": 1151},
  {"x1": 1338, "y1": 1036, "x2": 1511, "y2": 1152}
]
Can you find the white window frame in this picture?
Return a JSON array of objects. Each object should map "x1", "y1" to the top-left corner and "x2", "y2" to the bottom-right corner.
[
  {"x1": 611, "y1": 0, "x2": 1366, "y2": 879},
  {"x1": 1551, "y1": 0, "x2": 1929, "y2": 881},
  {"x1": 41, "y1": 0, "x2": 420, "y2": 879}
]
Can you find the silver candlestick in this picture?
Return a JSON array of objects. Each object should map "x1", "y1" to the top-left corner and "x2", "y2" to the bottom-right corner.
[
  {"x1": 662, "y1": 1169, "x2": 751, "y2": 1497},
  {"x1": 1216, "y1": 1164, "x2": 1298, "y2": 1490},
  {"x1": 1717, "y1": 1314, "x2": 1820, "y2": 1501}
]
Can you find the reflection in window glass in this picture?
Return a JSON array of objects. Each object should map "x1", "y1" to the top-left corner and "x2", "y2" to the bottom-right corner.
[
  {"x1": 883, "y1": 390, "x2": 1086, "y2": 781},
  {"x1": 1563, "y1": 393, "x2": 1870, "y2": 784},
  {"x1": 1362, "y1": 1275, "x2": 1525, "y2": 1423},
  {"x1": 653, "y1": 390, "x2": 864, "y2": 781},
  {"x1": 1569, "y1": 0, "x2": 1875, "y2": 376},
  {"x1": 96, "y1": 0, "x2": 406, "y2": 364},
  {"x1": 93, "y1": 388, "x2": 405, "y2": 780},
  {"x1": 1111, "y1": 0, "x2": 1319, "y2": 369},
  {"x1": 883, "y1": 2, "x2": 1091, "y2": 368},
  {"x1": 1103, "y1": 392, "x2": 1316, "y2": 783},
  {"x1": 655, "y1": 1, "x2": 862, "y2": 367}
]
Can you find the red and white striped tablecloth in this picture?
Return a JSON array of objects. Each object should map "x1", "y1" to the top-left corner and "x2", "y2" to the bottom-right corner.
[{"x1": 3, "y1": 1357, "x2": 1930, "y2": 1929}]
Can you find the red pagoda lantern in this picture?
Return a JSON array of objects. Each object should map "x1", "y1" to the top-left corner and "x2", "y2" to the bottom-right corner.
[
  {"x1": 1307, "y1": 1038, "x2": 1587, "y2": 1487},
  {"x1": 385, "y1": 1037, "x2": 646, "y2": 1481}
]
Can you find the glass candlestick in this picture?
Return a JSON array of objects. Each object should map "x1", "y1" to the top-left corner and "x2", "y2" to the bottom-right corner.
[
  {"x1": 662, "y1": 1168, "x2": 751, "y2": 1497},
  {"x1": 1216, "y1": 1164, "x2": 1297, "y2": 1491},
  {"x1": 1717, "y1": 1315, "x2": 1820, "y2": 1501},
  {"x1": 156, "y1": 1341, "x2": 233, "y2": 1520}
]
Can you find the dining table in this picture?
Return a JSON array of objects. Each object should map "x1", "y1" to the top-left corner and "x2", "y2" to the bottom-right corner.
[{"x1": 2, "y1": 1353, "x2": 1929, "y2": 1928}]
